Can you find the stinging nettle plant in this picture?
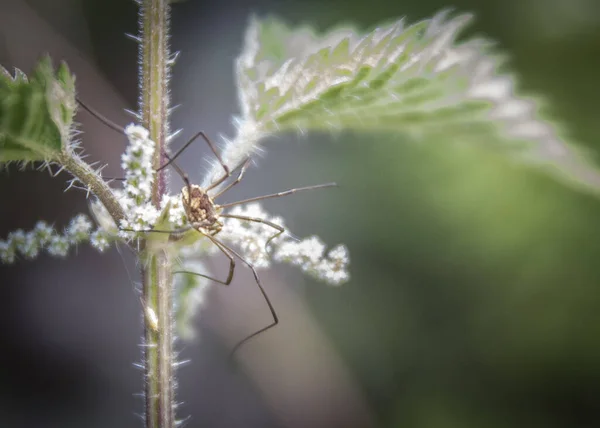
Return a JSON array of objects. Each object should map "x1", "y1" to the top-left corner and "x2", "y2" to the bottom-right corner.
[{"x1": 1, "y1": 2, "x2": 599, "y2": 427}]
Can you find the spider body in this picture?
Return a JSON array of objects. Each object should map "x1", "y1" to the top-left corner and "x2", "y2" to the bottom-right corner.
[{"x1": 181, "y1": 184, "x2": 223, "y2": 236}]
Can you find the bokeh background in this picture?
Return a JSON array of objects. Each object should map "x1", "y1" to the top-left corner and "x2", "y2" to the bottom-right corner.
[{"x1": 2, "y1": 0, "x2": 600, "y2": 427}]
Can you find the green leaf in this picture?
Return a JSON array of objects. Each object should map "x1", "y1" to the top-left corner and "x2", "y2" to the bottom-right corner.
[
  {"x1": 0, "y1": 56, "x2": 77, "y2": 163},
  {"x1": 245, "y1": 15, "x2": 356, "y2": 68},
  {"x1": 230, "y1": 9, "x2": 600, "y2": 194}
]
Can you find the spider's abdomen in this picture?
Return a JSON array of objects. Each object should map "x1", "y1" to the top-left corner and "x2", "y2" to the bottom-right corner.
[{"x1": 181, "y1": 185, "x2": 222, "y2": 234}]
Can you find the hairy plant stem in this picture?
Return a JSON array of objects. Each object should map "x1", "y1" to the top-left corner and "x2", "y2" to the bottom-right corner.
[
  {"x1": 138, "y1": 1, "x2": 174, "y2": 427},
  {"x1": 58, "y1": 151, "x2": 125, "y2": 224}
]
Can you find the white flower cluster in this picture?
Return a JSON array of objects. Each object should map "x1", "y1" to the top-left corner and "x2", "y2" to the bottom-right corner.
[
  {"x1": 118, "y1": 124, "x2": 160, "y2": 237},
  {"x1": 275, "y1": 237, "x2": 350, "y2": 285},
  {"x1": 121, "y1": 124, "x2": 155, "y2": 205},
  {"x1": 160, "y1": 194, "x2": 188, "y2": 229},
  {"x1": 87, "y1": 125, "x2": 188, "y2": 249},
  {"x1": 219, "y1": 203, "x2": 350, "y2": 285},
  {"x1": 89, "y1": 228, "x2": 114, "y2": 252},
  {"x1": 0, "y1": 215, "x2": 93, "y2": 263},
  {"x1": 219, "y1": 203, "x2": 286, "y2": 269}
]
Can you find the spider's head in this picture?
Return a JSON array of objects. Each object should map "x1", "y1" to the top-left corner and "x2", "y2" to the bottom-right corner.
[{"x1": 181, "y1": 185, "x2": 222, "y2": 234}]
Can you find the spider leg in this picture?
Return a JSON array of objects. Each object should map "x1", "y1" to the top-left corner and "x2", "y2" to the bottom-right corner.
[
  {"x1": 152, "y1": 131, "x2": 235, "y2": 192},
  {"x1": 102, "y1": 147, "x2": 194, "y2": 193},
  {"x1": 156, "y1": 131, "x2": 210, "y2": 172},
  {"x1": 174, "y1": 234, "x2": 235, "y2": 286},
  {"x1": 205, "y1": 235, "x2": 279, "y2": 358},
  {"x1": 160, "y1": 148, "x2": 193, "y2": 199},
  {"x1": 218, "y1": 182, "x2": 338, "y2": 209},
  {"x1": 157, "y1": 131, "x2": 235, "y2": 197},
  {"x1": 79, "y1": 100, "x2": 254, "y2": 198},
  {"x1": 77, "y1": 97, "x2": 126, "y2": 134},
  {"x1": 119, "y1": 226, "x2": 192, "y2": 235},
  {"x1": 76, "y1": 100, "x2": 214, "y2": 190},
  {"x1": 211, "y1": 158, "x2": 251, "y2": 199},
  {"x1": 213, "y1": 238, "x2": 279, "y2": 358},
  {"x1": 199, "y1": 132, "x2": 233, "y2": 192},
  {"x1": 175, "y1": 232, "x2": 278, "y2": 355}
]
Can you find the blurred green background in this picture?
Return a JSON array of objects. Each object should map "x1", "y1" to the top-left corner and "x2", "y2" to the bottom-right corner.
[
  {"x1": 240, "y1": 0, "x2": 600, "y2": 426},
  {"x1": 3, "y1": 0, "x2": 600, "y2": 427},
  {"x1": 308, "y1": 1, "x2": 600, "y2": 426}
]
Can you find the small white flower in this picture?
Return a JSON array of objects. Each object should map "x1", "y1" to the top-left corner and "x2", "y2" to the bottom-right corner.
[
  {"x1": 33, "y1": 221, "x2": 54, "y2": 246},
  {"x1": 124, "y1": 124, "x2": 150, "y2": 142},
  {"x1": 8, "y1": 229, "x2": 26, "y2": 249},
  {"x1": 118, "y1": 203, "x2": 160, "y2": 239},
  {"x1": 315, "y1": 260, "x2": 349, "y2": 285},
  {"x1": 328, "y1": 244, "x2": 349, "y2": 263},
  {"x1": 90, "y1": 230, "x2": 112, "y2": 252},
  {"x1": 19, "y1": 233, "x2": 41, "y2": 259},
  {"x1": 10, "y1": 229, "x2": 44, "y2": 260},
  {"x1": 66, "y1": 214, "x2": 93, "y2": 243},
  {"x1": 47, "y1": 235, "x2": 70, "y2": 257},
  {"x1": 139, "y1": 204, "x2": 160, "y2": 225},
  {"x1": 160, "y1": 194, "x2": 188, "y2": 229},
  {"x1": 0, "y1": 241, "x2": 16, "y2": 264},
  {"x1": 296, "y1": 236, "x2": 326, "y2": 264}
]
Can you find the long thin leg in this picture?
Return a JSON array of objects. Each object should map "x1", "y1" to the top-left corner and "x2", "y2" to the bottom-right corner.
[
  {"x1": 77, "y1": 101, "x2": 208, "y2": 181},
  {"x1": 175, "y1": 234, "x2": 235, "y2": 286},
  {"x1": 206, "y1": 237, "x2": 279, "y2": 357},
  {"x1": 220, "y1": 213, "x2": 285, "y2": 251},
  {"x1": 120, "y1": 226, "x2": 236, "y2": 284},
  {"x1": 161, "y1": 149, "x2": 192, "y2": 192},
  {"x1": 156, "y1": 131, "x2": 212, "y2": 172},
  {"x1": 229, "y1": 256, "x2": 278, "y2": 356},
  {"x1": 77, "y1": 101, "x2": 243, "y2": 195},
  {"x1": 156, "y1": 147, "x2": 195, "y2": 207},
  {"x1": 218, "y1": 182, "x2": 338, "y2": 209},
  {"x1": 103, "y1": 151, "x2": 187, "y2": 185},
  {"x1": 119, "y1": 226, "x2": 192, "y2": 235},
  {"x1": 212, "y1": 158, "x2": 251, "y2": 199},
  {"x1": 107, "y1": 155, "x2": 250, "y2": 186},
  {"x1": 76, "y1": 96, "x2": 189, "y2": 190},
  {"x1": 76, "y1": 98, "x2": 226, "y2": 187},
  {"x1": 155, "y1": 130, "x2": 231, "y2": 192},
  {"x1": 76, "y1": 97, "x2": 126, "y2": 134},
  {"x1": 199, "y1": 132, "x2": 232, "y2": 192},
  {"x1": 156, "y1": 131, "x2": 230, "y2": 199},
  {"x1": 123, "y1": 226, "x2": 277, "y2": 356}
]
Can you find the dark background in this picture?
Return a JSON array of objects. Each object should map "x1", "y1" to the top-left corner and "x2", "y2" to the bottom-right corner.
[{"x1": 2, "y1": 0, "x2": 600, "y2": 427}]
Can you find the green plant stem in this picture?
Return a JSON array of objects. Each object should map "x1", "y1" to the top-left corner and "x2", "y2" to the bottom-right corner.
[
  {"x1": 143, "y1": 251, "x2": 174, "y2": 428},
  {"x1": 58, "y1": 151, "x2": 125, "y2": 224},
  {"x1": 139, "y1": 1, "x2": 174, "y2": 427}
]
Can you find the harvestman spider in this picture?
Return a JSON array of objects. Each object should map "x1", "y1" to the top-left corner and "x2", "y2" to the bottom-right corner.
[{"x1": 78, "y1": 99, "x2": 337, "y2": 355}]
